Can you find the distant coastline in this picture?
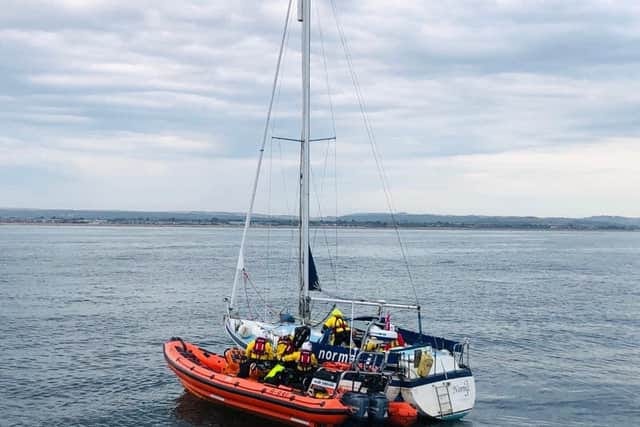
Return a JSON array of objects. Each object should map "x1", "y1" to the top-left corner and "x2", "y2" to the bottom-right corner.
[{"x1": 1, "y1": 208, "x2": 639, "y2": 231}]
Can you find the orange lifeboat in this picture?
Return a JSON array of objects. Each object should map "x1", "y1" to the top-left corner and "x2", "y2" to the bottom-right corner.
[{"x1": 164, "y1": 338, "x2": 350, "y2": 427}]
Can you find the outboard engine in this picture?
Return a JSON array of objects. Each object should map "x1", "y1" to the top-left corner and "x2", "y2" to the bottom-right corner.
[
  {"x1": 341, "y1": 391, "x2": 369, "y2": 422},
  {"x1": 368, "y1": 392, "x2": 389, "y2": 423}
]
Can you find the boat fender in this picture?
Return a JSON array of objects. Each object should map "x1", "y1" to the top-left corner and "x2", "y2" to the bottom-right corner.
[
  {"x1": 385, "y1": 384, "x2": 401, "y2": 401},
  {"x1": 238, "y1": 324, "x2": 251, "y2": 338},
  {"x1": 417, "y1": 351, "x2": 433, "y2": 378},
  {"x1": 388, "y1": 401, "x2": 418, "y2": 427},
  {"x1": 413, "y1": 350, "x2": 422, "y2": 369}
]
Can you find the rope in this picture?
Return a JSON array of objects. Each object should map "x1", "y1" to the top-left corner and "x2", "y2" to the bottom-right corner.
[{"x1": 330, "y1": 0, "x2": 420, "y2": 307}]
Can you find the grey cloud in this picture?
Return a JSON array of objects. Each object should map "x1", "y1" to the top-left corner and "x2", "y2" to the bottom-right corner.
[{"x1": 1, "y1": 1, "x2": 639, "y2": 215}]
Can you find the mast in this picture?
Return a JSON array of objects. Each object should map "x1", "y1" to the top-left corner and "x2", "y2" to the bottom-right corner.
[{"x1": 299, "y1": 0, "x2": 311, "y2": 322}]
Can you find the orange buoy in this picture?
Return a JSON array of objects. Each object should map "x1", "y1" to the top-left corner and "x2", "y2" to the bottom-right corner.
[{"x1": 388, "y1": 401, "x2": 418, "y2": 427}]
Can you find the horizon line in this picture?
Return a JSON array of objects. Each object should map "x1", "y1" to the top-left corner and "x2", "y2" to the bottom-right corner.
[{"x1": 1, "y1": 206, "x2": 638, "y2": 220}]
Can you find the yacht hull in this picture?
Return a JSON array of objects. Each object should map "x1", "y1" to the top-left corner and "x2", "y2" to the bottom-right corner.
[{"x1": 394, "y1": 373, "x2": 475, "y2": 420}]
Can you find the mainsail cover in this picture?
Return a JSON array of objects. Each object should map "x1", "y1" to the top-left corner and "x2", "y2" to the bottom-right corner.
[{"x1": 308, "y1": 246, "x2": 320, "y2": 291}]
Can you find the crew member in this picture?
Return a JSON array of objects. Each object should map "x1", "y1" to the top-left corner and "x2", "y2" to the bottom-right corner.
[
  {"x1": 282, "y1": 341, "x2": 318, "y2": 389},
  {"x1": 323, "y1": 308, "x2": 351, "y2": 346},
  {"x1": 245, "y1": 332, "x2": 274, "y2": 361},
  {"x1": 283, "y1": 341, "x2": 318, "y2": 371},
  {"x1": 239, "y1": 332, "x2": 275, "y2": 379},
  {"x1": 276, "y1": 334, "x2": 296, "y2": 360}
]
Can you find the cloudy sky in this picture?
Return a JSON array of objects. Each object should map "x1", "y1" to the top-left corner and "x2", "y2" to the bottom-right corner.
[{"x1": 1, "y1": 0, "x2": 639, "y2": 217}]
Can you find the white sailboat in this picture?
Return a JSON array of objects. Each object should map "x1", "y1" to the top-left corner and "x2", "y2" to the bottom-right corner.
[{"x1": 223, "y1": 0, "x2": 476, "y2": 420}]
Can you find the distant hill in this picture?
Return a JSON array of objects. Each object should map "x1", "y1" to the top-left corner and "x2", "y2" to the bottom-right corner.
[
  {"x1": 1, "y1": 208, "x2": 639, "y2": 230},
  {"x1": 340, "y1": 213, "x2": 640, "y2": 230}
]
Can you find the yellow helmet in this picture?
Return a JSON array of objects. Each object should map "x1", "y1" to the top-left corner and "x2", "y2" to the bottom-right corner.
[{"x1": 331, "y1": 308, "x2": 343, "y2": 318}]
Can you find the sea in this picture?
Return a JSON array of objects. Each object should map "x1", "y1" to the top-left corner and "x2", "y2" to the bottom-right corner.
[{"x1": 1, "y1": 225, "x2": 638, "y2": 426}]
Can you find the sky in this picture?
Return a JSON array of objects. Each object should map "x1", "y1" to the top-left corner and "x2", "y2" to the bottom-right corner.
[{"x1": 1, "y1": 0, "x2": 639, "y2": 217}]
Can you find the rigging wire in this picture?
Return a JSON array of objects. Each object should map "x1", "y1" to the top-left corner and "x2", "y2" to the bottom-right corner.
[
  {"x1": 309, "y1": 165, "x2": 337, "y2": 282},
  {"x1": 266, "y1": 112, "x2": 273, "y2": 317},
  {"x1": 315, "y1": 0, "x2": 339, "y2": 288},
  {"x1": 243, "y1": 271, "x2": 279, "y2": 319},
  {"x1": 329, "y1": 0, "x2": 419, "y2": 306},
  {"x1": 242, "y1": 275, "x2": 257, "y2": 319},
  {"x1": 268, "y1": 1, "x2": 299, "y2": 314},
  {"x1": 316, "y1": 0, "x2": 338, "y2": 139},
  {"x1": 232, "y1": 0, "x2": 294, "y2": 314},
  {"x1": 274, "y1": 9, "x2": 299, "y2": 310},
  {"x1": 265, "y1": 1, "x2": 294, "y2": 317}
]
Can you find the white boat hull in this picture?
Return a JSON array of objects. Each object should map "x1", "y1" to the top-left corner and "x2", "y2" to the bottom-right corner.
[{"x1": 398, "y1": 375, "x2": 475, "y2": 420}]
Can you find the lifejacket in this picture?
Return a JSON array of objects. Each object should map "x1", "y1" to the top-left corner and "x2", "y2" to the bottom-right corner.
[
  {"x1": 278, "y1": 336, "x2": 294, "y2": 355},
  {"x1": 253, "y1": 337, "x2": 267, "y2": 356},
  {"x1": 298, "y1": 350, "x2": 313, "y2": 371},
  {"x1": 333, "y1": 317, "x2": 349, "y2": 334},
  {"x1": 224, "y1": 347, "x2": 244, "y2": 374}
]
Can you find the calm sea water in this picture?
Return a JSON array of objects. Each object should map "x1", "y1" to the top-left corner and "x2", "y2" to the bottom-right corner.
[{"x1": 1, "y1": 225, "x2": 639, "y2": 426}]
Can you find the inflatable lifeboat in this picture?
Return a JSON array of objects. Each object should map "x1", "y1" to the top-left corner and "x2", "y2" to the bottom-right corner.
[{"x1": 163, "y1": 338, "x2": 350, "y2": 427}]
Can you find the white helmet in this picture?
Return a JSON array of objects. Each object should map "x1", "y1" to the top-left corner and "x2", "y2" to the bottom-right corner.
[{"x1": 301, "y1": 341, "x2": 313, "y2": 351}]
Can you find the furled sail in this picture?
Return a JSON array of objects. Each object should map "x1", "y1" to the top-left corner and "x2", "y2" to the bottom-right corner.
[{"x1": 309, "y1": 246, "x2": 320, "y2": 291}]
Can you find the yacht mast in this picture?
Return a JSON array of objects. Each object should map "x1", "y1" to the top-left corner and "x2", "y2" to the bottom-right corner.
[{"x1": 299, "y1": 0, "x2": 311, "y2": 322}]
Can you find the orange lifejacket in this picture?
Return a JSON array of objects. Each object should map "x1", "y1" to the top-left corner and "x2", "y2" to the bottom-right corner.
[{"x1": 224, "y1": 347, "x2": 243, "y2": 374}]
